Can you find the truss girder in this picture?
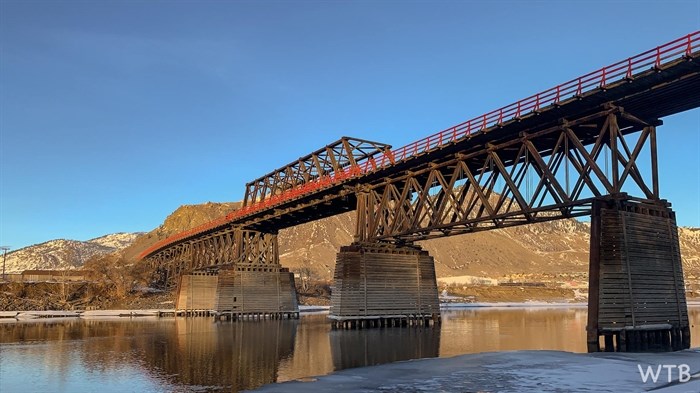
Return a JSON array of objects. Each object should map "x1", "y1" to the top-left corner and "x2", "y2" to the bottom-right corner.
[
  {"x1": 146, "y1": 229, "x2": 279, "y2": 287},
  {"x1": 355, "y1": 108, "x2": 660, "y2": 243},
  {"x1": 243, "y1": 137, "x2": 390, "y2": 206}
]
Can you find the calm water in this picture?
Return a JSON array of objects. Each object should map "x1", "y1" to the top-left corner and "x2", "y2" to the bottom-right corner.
[{"x1": 1, "y1": 308, "x2": 699, "y2": 392}]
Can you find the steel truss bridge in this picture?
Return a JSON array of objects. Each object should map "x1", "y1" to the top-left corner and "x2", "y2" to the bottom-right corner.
[{"x1": 140, "y1": 32, "x2": 699, "y2": 352}]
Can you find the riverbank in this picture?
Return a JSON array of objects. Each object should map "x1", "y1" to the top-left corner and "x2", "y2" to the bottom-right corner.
[
  {"x1": 3, "y1": 280, "x2": 696, "y2": 311},
  {"x1": 0, "y1": 281, "x2": 588, "y2": 311},
  {"x1": 0, "y1": 305, "x2": 331, "y2": 322},
  {"x1": 3, "y1": 302, "x2": 699, "y2": 320},
  {"x1": 0, "y1": 281, "x2": 175, "y2": 311},
  {"x1": 255, "y1": 349, "x2": 700, "y2": 392}
]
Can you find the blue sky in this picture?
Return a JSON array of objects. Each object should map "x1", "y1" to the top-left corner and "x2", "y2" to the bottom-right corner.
[{"x1": 1, "y1": 1, "x2": 699, "y2": 249}]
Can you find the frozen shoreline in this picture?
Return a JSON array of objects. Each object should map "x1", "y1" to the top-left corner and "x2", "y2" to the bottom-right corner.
[
  {"x1": 1, "y1": 301, "x2": 698, "y2": 322},
  {"x1": 0, "y1": 309, "x2": 172, "y2": 322},
  {"x1": 1, "y1": 301, "x2": 699, "y2": 321},
  {"x1": 255, "y1": 349, "x2": 700, "y2": 392},
  {"x1": 441, "y1": 301, "x2": 588, "y2": 308}
]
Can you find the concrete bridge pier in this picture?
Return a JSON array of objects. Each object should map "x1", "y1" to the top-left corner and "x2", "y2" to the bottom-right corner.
[
  {"x1": 587, "y1": 198, "x2": 690, "y2": 352},
  {"x1": 175, "y1": 267, "x2": 299, "y2": 318},
  {"x1": 329, "y1": 242, "x2": 441, "y2": 328},
  {"x1": 174, "y1": 231, "x2": 299, "y2": 318}
]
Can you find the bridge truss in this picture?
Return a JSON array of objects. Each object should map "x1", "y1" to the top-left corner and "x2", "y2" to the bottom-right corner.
[
  {"x1": 243, "y1": 137, "x2": 391, "y2": 206},
  {"x1": 150, "y1": 230, "x2": 279, "y2": 287},
  {"x1": 355, "y1": 106, "x2": 661, "y2": 242}
]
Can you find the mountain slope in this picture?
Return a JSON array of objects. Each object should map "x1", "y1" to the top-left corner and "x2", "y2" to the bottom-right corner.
[
  {"x1": 120, "y1": 202, "x2": 242, "y2": 261},
  {"x1": 89, "y1": 233, "x2": 142, "y2": 249},
  {"x1": 4, "y1": 233, "x2": 142, "y2": 273}
]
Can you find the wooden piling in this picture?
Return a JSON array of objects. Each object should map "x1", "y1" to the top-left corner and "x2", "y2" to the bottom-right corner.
[
  {"x1": 329, "y1": 243, "x2": 440, "y2": 327},
  {"x1": 588, "y1": 199, "x2": 690, "y2": 352}
]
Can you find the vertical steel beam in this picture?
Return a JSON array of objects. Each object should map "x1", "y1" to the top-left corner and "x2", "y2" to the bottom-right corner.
[
  {"x1": 355, "y1": 190, "x2": 368, "y2": 242},
  {"x1": 608, "y1": 114, "x2": 620, "y2": 193},
  {"x1": 650, "y1": 126, "x2": 659, "y2": 198}
]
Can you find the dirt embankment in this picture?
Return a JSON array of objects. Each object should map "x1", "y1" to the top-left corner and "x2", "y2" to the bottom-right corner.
[
  {"x1": 444, "y1": 285, "x2": 581, "y2": 303},
  {"x1": 293, "y1": 282, "x2": 583, "y2": 306},
  {"x1": 296, "y1": 281, "x2": 332, "y2": 306},
  {"x1": 0, "y1": 281, "x2": 581, "y2": 311},
  {"x1": 0, "y1": 280, "x2": 332, "y2": 311},
  {"x1": 1, "y1": 280, "x2": 332, "y2": 311},
  {"x1": 11, "y1": 280, "x2": 694, "y2": 311},
  {"x1": 0, "y1": 282, "x2": 175, "y2": 311}
]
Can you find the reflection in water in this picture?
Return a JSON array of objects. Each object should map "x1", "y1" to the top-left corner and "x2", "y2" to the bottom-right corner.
[
  {"x1": 153, "y1": 318, "x2": 297, "y2": 390},
  {"x1": 330, "y1": 325, "x2": 440, "y2": 369},
  {"x1": 440, "y1": 307, "x2": 588, "y2": 356},
  {"x1": 0, "y1": 318, "x2": 297, "y2": 392},
  {"x1": 276, "y1": 314, "x2": 334, "y2": 383},
  {"x1": 1, "y1": 308, "x2": 698, "y2": 392}
]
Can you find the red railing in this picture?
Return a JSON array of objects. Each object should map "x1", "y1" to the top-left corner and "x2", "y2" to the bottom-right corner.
[{"x1": 139, "y1": 31, "x2": 699, "y2": 260}]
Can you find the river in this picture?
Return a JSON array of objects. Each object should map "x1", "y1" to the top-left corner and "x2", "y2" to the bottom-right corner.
[{"x1": 1, "y1": 307, "x2": 699, "y2": 392}]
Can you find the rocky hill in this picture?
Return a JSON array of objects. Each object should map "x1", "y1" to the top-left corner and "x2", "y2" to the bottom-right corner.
[
  {"x1": 89, "y1": 233, "x2": 144, "y2": 249},
  {"x1": 121, "y1": 202, "x2": 242, "y2": 261},
  {"x1": 679, "y1": 227, "x2": 700, "y2": 273},
  {"x1": 3, "y1": 233, "x2": 142, "y2": 273}
]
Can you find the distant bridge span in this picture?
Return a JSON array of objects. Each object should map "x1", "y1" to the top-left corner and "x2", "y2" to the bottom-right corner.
[{"x1": 141, "y1": 33, "x2": 699, "y2": 352}]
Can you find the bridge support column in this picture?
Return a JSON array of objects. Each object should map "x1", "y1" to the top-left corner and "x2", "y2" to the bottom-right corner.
[
  {"x1": 174, "y1": 231, "x2": 299, "y2": 318},
  {"x1": 329, "y1": 242, "x2": 440, "y2": 328},
  {"x1": 175, "y1": 271, "x2": 219, "y2": 312},
  {"x1": 214, "y1": 266, "x2": 298, "y2": 317},
  {"x1": 587, "y1": 198, "x2": 690, "y2": 352},
  {"x1": 175, "y1": 267, "x2": 299, "y2": 318}
]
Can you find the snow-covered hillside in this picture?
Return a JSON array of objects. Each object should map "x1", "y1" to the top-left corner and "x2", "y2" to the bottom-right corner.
[
  {"x1": 88, "y1": 232, "x2": 142, "y2": 250},
  {"x1": 3, "y1": 232, "x2": 143, "y2": 273}
]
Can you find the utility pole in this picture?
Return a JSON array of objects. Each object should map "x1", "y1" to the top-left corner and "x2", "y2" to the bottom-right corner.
[{"x1": 0, "y1": 246, "x2": 10, "y2": 281}]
